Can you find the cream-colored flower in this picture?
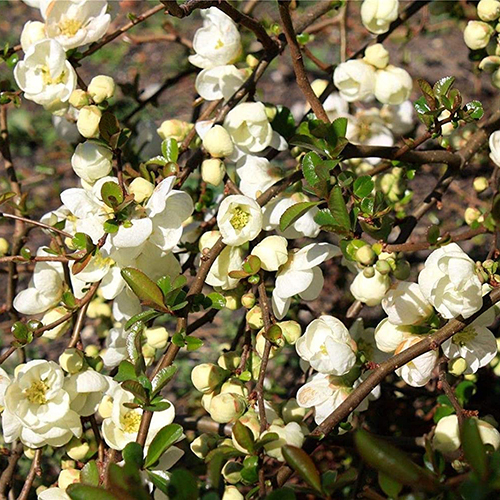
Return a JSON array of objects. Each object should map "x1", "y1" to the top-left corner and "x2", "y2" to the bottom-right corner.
[
  {"x1": 361, "y1": 0, "x2": 399, "y2": 34},
  {"x1": 350, "y1": 269, "x2": 391, "y2": 306},
  {"x1": 374, "y1": 65, "x2": 412, "y2": 105},
  {"x1": 333, "y1": 60, "x2": 376, "y2": 102},
  {"x1": 395, "y1": 336, "x2": 438, "y2": 387},
  {"x1": 71, "y1": 141, "x2": 113, "y2": 184},
  {"x1": 382, "y1": 281, "x2": 433, "y2": 325},
  {"x1": 251, "y1": 236, "x2": 288, "y2": 272}
]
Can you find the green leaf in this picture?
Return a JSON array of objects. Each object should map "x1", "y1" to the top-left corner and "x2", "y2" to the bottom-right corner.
[
  {"x1": 433, "y1": 76, "x2": 455, "y2": 99},
  {"x1": 455, "y1": 380, "x2": 476, "y2": 406},
  {"x1": 462, "y1": 418, "x2": 488, "y2": 480},
  {"x1": 145, "y1": 156, "x2": 168, "y2": 167},
  {"x1": 279, "y1": 201, "x2": 320, "y2": 232},
  {"x1": 126, "y1": 322, "x2": 145, "y2": 374},
  {"x1": 185, "y1": 336, "x2": 203, "y2": 351},
  {"x1": 115, "y1": 360, "x2": 138, "y2": 382},
  {"x1": 282, "y1": 445, "x2": 322, "y2": 494},
  {"x1": 330, "y1": 117, "x2": 348, "y2": 139},
  {"x1": 206, "y1": 451, "x2": 225, "y2": 491},
  {"x1": 427, "y1": 225, "x2": 440, "y2": 244},
  {"x1": 302, "y1": 151, "x2": 322, "y2": 186},
  {"x1": 353, "y1": 176, "x2": 374, "y2": 198},
  {"x1": 123, "y1": 442, "x2": 144, "y2": 468},
  {"x1": 121, "y1": 267, "x2": 166, "y2": 310},
  {"x1": 161, "y1": 138, "x2": 179, "y2": 163},
  {"x1": 147, "y1": 471, "x2": 169, "y2": 495},
  {"x1": 242, "y1": 255, "x2": 261, "y2": 275},
  {"x1": 125, "y1": 310, "x2": 162, "y2": 330},
  {"x1": 72, "y1": 232, "x2": 94, "y2": 252},
  {"x1": 67, "y1": 484, "x2": 118, "y2": 500},
  {"x1": 271, "y1": 105, "x2": 296, "y2": 140},
  {"x1": 414, "y1": 97, "x2": 434, "y2": 128},
  {"x1": 417, "y1": 78, "x2": 437, "y2": 110},
  {"x1": 103, "y1": 219, "x2": 119, "y2": 234},
  {"x1": 144, "y1": 423, "x2": 183, "y2": 469},
  {"x1": 232, "y1": 420, "x2": 255, "y2": 454},
  {"x1": 255, "y1": 432, "x2": 280, "y2": 449},
  {"x1": 80, "y1": 461, "x2": 99, "y2": 486},
  {"x1": 265, "y1": 488, "x2": 296, "y2": 500},
  {"x1": 156, "y1": 275, "x2": 172, "y2": 296},
  {"x1": 11, "y1": 322, "x2": 30, "y2": 343},
  {"x1": 99, "y1": 113, "x2": 120, "y2": 142},
  {"x1": 328, "y1": 186, "x2": 351, "y2": 232},
  {"x1": 378, "y1": 471, "x2": 403, "y2": 498},
  {"x1": 205, "y1": 292, "x2": 226, "y2": 310},
  {"x1": 464, "y1": 100, "x2": 484, "y2": 121},
  {"x1": 168, "y1": 469, "x2": 198, "y2": 500},
  {"x1": 151, "y1": 365, "x2": 177, "y2": 395},
  {"x1": 121, "y1": 380, "x2": 148, "y2": 403},
  {"x1": 101, "y1": 181, "x2": 124, "y2": 208}
]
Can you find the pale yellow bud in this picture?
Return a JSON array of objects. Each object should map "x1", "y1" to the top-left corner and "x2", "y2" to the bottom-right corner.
[
  {"x1": 478, "y1": 0, "x2": 500, "y2": 21},
  {"x1": 69, "y1": 89, "x2": 90, "y2": 109},
  {"x1": 479, "y1": 55, "x2": 500, "y2": 73},
  {"x1": 86, "y1": 299, "x2": 112, "y2": 319},
  {"x1": 199, "y1": 230, "x2": 222, "y2": 253},
  {"x1": 282, "y1": 398, "x2": 308, "y2": 424},
  {"x1": 23, "y1": 447, "x2": 36, "y2": 459},
  {"x1": 0, "y1": 238, "x2": 9, "y2": 257},
  {"x1": 464, "y1": 21, "x2": 494, "y2": 50},
  {"x1": 364, "y1": 43, "x2": 390, "y2": 69},
  {"x1": 66, "y1": 437, "x2": 90, "y2": 461},
  {"x1": 464, "y1": 207, "x2": 481, "y2": 226},
  {"x1": 310, "y1": 79, "x2": 329, "y2": 98},
  {"x1": 220, "y1": 378, "x2": 248, "y2": 398},
  {"x1": 246, "y1": 306, "x2": 264, "y2": 330},
  {"x1": 279, "y1": 321, "x2": 302, "y2": 345},
  {"x1": 217, "y1": 352, "x2": 241, "y2": 371},
  {"x1": 222, "y1": 486, "x2": 244, "y2": 500},
  {"x1": 59, "y1": 349, "x2": 84, "y2": 374},
  {"x1": 201, "y1": 391, "x2": 215, "y2": 412},
  {"x1": 473, "y1": 176, "x2": 489, "y2": 192},
  {"x1": 87, "y1": 75, "x2": 115, "y2": 104},
  {"x1": 448, "y1": 357, "x2": 468, "y2": 377},
  {"x1": 209, "y1": 393, "x2": 246, "y2": 423},
  {"x1": 60, "y1": 459, "x2": 76, "y2": 470},
  {"x1": 58, "y1": 468, "x2": 80, "y2": 491},
  {"x1": 157, "y1": 119, "x2": 193, "y2": 142},
  {"x1": 98, "y1": 395, "x2": 114, "y2": 419},
  {"x1": 77, "y1": 106, "x2": 102, "y2": 138},
  {"x1": 191, "y1": 363, "x2": 227, "y2": 393},
  {"x1": 251, "y1": 236, "x2": 288, "y2": 272},
  {"x1": 241, "y1": 292, "x2": 256, "y2": 309},
  {"x1": 201, "y1": 158, "x2": 226, "y2": 186},
  {"x1": 224, "y1": 292, "x2": 240, "y2": 311},
  {"x1": 493, "y1": 68, "x2": 500, "y2": 89},
  {"x1": 222, "y1": 461, "x2": 243, "y2": 484},
  {"x1": 246, "y1": 54, "x2": 259, "y2": 69},
  {"x1": 85, "y1": 344, "x2": 100, "y2": 358},
  {"x1": 129, "y1": 177, "x2": 154, "y2": 203},
  {"x1": 145, "y1": 326, "x2": 169, "y2": 350},
  {"x1": 356, "y1": 245, "x2": 376, "y2": 266},
  {"x1": 202, "y1": 125, "x2": 234, "y2": 158},
  {"x1": 41, "y1": 306, "x2": 71, "y2": 340},
  {"x1": 190, "y1": 433, "x2": 219, "y2": 459},
  {"x1": 255, "y1": 330, "x2": 281, "y2": 359}
]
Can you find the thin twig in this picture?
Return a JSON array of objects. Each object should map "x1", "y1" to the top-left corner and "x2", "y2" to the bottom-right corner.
[{"x1": 17, "y1": 448, "x2": 42, "y2": 500}]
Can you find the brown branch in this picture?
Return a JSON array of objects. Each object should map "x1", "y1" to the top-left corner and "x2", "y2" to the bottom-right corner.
[
  {"x1": 0, "y1": 442, "x2": 23, "y2": 500},
  {"x1": 17, "y1": 448, "x2": 42, "y2": 500},
  {"x1": 0, "y1": 213, "x2": 73, "y2": 239},
  {"x1": 67, "y1": 282, "x2": 100, "y2": 349},
  {"x1": 278, "y1": 1, "x2": 330, "y2": 123},
  {"x1": 124, "y1": 32, "x2": 192, "y2": 49},
  {"x1": 438, "y1": 357, "x2": 465, "y2": 430}
]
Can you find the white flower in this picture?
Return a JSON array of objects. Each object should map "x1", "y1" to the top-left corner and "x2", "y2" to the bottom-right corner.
[
  {"x1": 382, "y1": 281, "x2": 433, "y2": 325},
  {"x1": 395, "y1": 336, "x2": 438, "y2": 387},
  {"x1": 3, "y1": 360, "x2": 82, "y2": 448},
  {"x1": 188, "y1": 7, "x2": 241, "y2": 69},
  {"x1": 0, "y1": 368, "x2": 11, "y2": 410},
  {"x1": 364, "y1": 43, "x2": 389, "y2": 69},
  {"x1": 296, "y1": 315, "x2": 357, "y2": 375},
  {"x1": 350, "y1": 318, "x2": 388, "y2": 364},
  {"x1": 350, "y1": 269, "x2": 391, "y2": 306},
  {"x1": 273, "y1": 243, "x2": 340, "y2": 319},
  {"x1": 195, "y1": 65, "x2": 246, "y2": 102},
  {"x1": 263, "y1": 194, "x2": 320, "y2": 239},
  {"x1": 361, "y1": 0, "x2": 399, "y2": 34},
  {"x1": 418, "y1": 243, "x2": 483, "y2": 319},
  {"x1": 489, "y1": 130, "x2": 500, "y2": 167},
  {"x1": 433, "y1": 415, "x2": 500, "y2": 455},
  {"x1": 20, "y1": 21, "x2": 47, "y2": 52},
  {"x1": 71, "y1": 141, "x2": 113, "y2": 183},
  {"x1": 442, "y1": 325, "x2": 497, "y2": 374},
  {"x1": 374, "y1": 318, "x2": 411, "y2": 353},
  {"x1": 14, "y1": 39, "x2": 77, "y2": 108},
  {"x1": 374, "y1": 65, "x2": 412, "y2": 105},
  {"x1": 223, "y1": 102, "x2": 287, "y2": 157},
  {"x1": 38, "y1": 488, "x2": 71, "y2": 500},
  {"x1": 64, "y1": 369, "x2": 109, "y2": 416},
  {"x1": 42, "y1": 0, "x2": 111, "y2": 50},
  {"x1": 217, "y1": 194, "x2": 262, "y2": 246},
  {"x1": 333, "y1": 59, "x2": 376, "y2": 102},
  {"x1": 380, "y1": 100, "x2": 415, "y2": 136},
  {"x1": 101, "y1": 326, "x2": 128, "y2": 368},
  {"x1": 203, "y1": 125, "x2": 234, "y2": 158},
  {"x1": 236, "y1": 155, "x2": 282, "y2": 199},
  {"x1": 102, "y1": 385, "x2": 175, "y2": 450},
  {"x1": 463, "y1": 20, "x2": 494, "y2": 50},
  {"x1": 262, "y1": 422, "x2": 305, "y2": 462},
  {"x1": 251, "y1": 236, "x2": 288, "y2": 272}
]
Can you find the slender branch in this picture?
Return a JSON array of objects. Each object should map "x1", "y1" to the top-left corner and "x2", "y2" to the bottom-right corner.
[
  {"x1": 0, "y1": 213, "x2": 73, "y2": 239},
  {"x1": 438, "y1": 357, "x2": 465, "y2": 429},
  {"x1": 17, "y1": 448, "x2": 42, "y2": 500},
  {"x1": 67, "y1": 282, "x2": 100, "y2": 349},
  {"x1": 0, "y1": 442, "x2": 23, "y2": 500}
]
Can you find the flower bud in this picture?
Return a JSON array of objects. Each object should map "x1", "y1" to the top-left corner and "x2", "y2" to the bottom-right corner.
[
  {"x1": 356, "y1": 245, "x2": 376, "y2": 266},
  {"x1": 209, "y1": 393, "x2": 246, "y2": 423},
  {"x1": 465, "y1": 207, "x2": 482, "y2": 226},
  {"x1": 86, "y1": 299, "x2": 111, "y2": 319},
  {"x1": 71, "y1": 141, "x2": 113, "y2": 184},
  {"x1": 223, "y1": 291, "x2": 241, "y2": 310},
  {"x1": 87, "y1": 75, "x2": 115, "y2": 104},
  {"x1": 191, "y1": 363, "x2": 227, "y2": 393},
  {"x1": 201, "y1": 391, "x2": 215, "y2": 412},
  {"x1": 448, "y1": 357, "x2": 468, "y2": 377},
  {"x1": 375, "y1": 259, "x2": 392, "y2": 275},
  {"x1": 255, "y1": 329, "x2": 281, "y2": 359},
  {"x1": 251, "y1": 236, "x2": 288, "y2": 272},
  {"x1": 41, "y1": 306, "x2": 71, "y2": 340},
  {"x1": 145, "y1": 326, "x2": 169, "y2": 350},
  {"x1": 364, "y1": 43, "x2": 390, "y2": 69},
  {"x1": 24, "y1": 447, "x2": 36, "y2": 459},
  {"x1": 222, "y1": 486, "x2": 244, "y2": 500},
  {"x1": 393, "y1": 259, "x2": 411, "y2": 281},
  {"x1": 222, "y1": 461, "x2": 243, "y2": 484},
  {"x1": 20, "y1": 21, "x2": 46, "y2": 52},
  {"x1": 351, "y1": 269, "x2": 391, "y2": 306},
  {"x1": 310, "y1": 78, "x2": 329, "y2": 97},
  {"x1": 464, "y1": 21, "x2": 494, "y2": 50},
  {"x1": 69, "y1": 89, "x2": 90, "y2": 109},
  {"x1": 66, "y1": 437, "x2": 90, "y2": 461},
  {"x1": 374, "y1": 318, "x2": 411, "y2": 353},
  {"x1": 190, "y1": 433, "x2": 219, "y2": 459},
  {"x1": 262, "y1": 422, "x2": 305, "y2": 462},
  {"x1": 129, "y1": 177, "x2": 154, "y2": 203},
  {"x1": 77, "y1": 105, "x2": 102, "y2": 138},
  {"x1": 58, "y1": 468, "x2": 80, "y2": 491},
  {"x1": 246, "y1": 306, "x2": 264, "y2": 330},
  {"x1": 241, "y1": 292, "x2": 256, "y2": 309},
  {"x1": 282, "y1": 398, "x2": 308, "y2": 424},
  {"x1": 202, "y1": 125, "x2": 234, "y2": 158},
  {"x1": 478, "y1": 0, "x2": 500, "y2": 21},
  {"x1": 199, "y1": 230, "x2": 221, "y2": 253},
  {"x1": 157, "y1": 119, "x2": 192, "y2": 142},
  {"x1": 246, "y1": 54, "x2": 259, "y2": 68},
  {"x1": 201, "y1": 158, "x2": 226, "y2": 186},
  {"x1": 220, "y1": 378, "x2": 249, "y2": 398},
  {"x1": 279, "y1": 320, "x2": 302, "y2": 345},
  {"x1": 217, "y1": 352, "x2": 241, "y2": 371},
  {"x1": 98, "y1": 395, "x2": 114, "y2": 419},
  {"x1": 493, "y1": 68, "x2": 500, "y2": 89},
  {"x1": 59, "y1": 348, "x2": 85, "y2": 374},
  {"x1": 85, "y1": 344, "x2": 100, "y2": 358},
  {"x1": 479, "y1": 55, "x2": 500, "y2": 72},
  {"x1": 0, "y1": 238, "x2": 9, "y2": 257},
  {"x1": 474, "y1": 176, "x2": 489, "y2": 192},
  {"x1": 363, "y1": 266, "x2": 376, "y2": 278}
]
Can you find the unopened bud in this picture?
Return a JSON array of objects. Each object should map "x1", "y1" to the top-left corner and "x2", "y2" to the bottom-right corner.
[
  {"x1": 246, "y1": 54, "x2": 259, "y2": 68},
  {"x1": 157, "y1": 119, "x2": 192, "y2": 142},
  {"x1": 222, "y1": 461, "x2": 243, "y2": 484},
  {"x1": 356, "y1": 245, "x2": 376, "y2": 266},
  {"x1": 465, "y1": 207, "x2": 481, "y2": 226},
  {"x1": 393, "y1": 259, "x2": 411, "y2": 281},
  {"x1": 23, "y1": 447, "x2": 36, "y2": 459},
  {"x1": 282, "y1": 398, "x2": 308, "y2": 424},
  {"x1": 478, "y1": 0, "x2": 500, "y2": 22},
  {"x1": 69, "y1": 89, "x2": 90, "y2": 109},
  {"x1": 449, "y1": 357, "x2": 468, "y2": 376},
  {"x1": 255, "y1": 330, "x2": 281, "y2": 359},
  {"x1": 199, "y1": 230, "x2": 221, "y2": 253},
  {"x1": 58, "y1": 468, "x2": 80, "y2": 491},
  {"x1": 264, "y1": 104, "x2": 277, "y2": 122},
  {"x1": 224, "y1": 291, "x2": 241, "y2": 311},
  {"x1": 473, "y1": 176, "x2": 489, "y2": 192},
  {"x1": 251, "y1": 236, "x2": 288, "y2": 272},
  {"x1": 222, "y1": 486, "x2": 244, "y2": 500},
  {"x1": 129, "y1": 177, "x2": 154, "y2": 203},
  {"x1": 363, "y1": 266, "x2": 376, "y2": 278},
  {"x1": 191, "y1": 363, "x2": 227, "y2": 393},
  {"x1": 77, "y1": 105, "x2": 102, "y2": 138},
  {"x1": 375, "y1": 259, "x2": 392, "y2": 275},
  {"x1": 59, "y1": 348, "x2": 84, "y2": 374},
  {"x1": 217, "y1": 352, "x2": 241, "y2": 371},
  {"x1": 464, "y1": 20, "x2": 494, "y2": 50},
  {"x1": 0, "y1": 238, "x2": 8, "y2": 257},
  {"x1": 84, "y1": 344, "x2": 100, "y2": 358},
  {"x1": 66, "y1": 437, "x2": 90, "y2": 461},
  {"x1": 190, "y1": 433, "x2": 219, "y2": 459},
  {"x1": 209, "y1": 393, "x2": 246, "y2": 423},
  {"x1": 145, "y1": 326, "x2": 169, "y2": 350},
  {"x1": 201, "y1": 158, "x2": 226, "y2": 186},
  {"x1": 87, "y1": 75, "x2": 115, "y2": 104},
  {"x1": 279, "y1": 320, "x2": 302, "y2": 345},
  {"x1": 310, "y1": 79, "x2": 329, "y2": 98},
  {"x1": 220, "y1": 378, "x2": 248, "y2": 398},
  {"x1": 364, "y1": 43, "x2": 389, "y2": 69},
  {"x1": 203, "y1": 125, "x2": 234, "y2": 158},
  {"x1": 241, "y1": 292, "x2": 256, "y2": 309},
  {"x1": 246, "y1": 306, "x2": 264, "y2": 330}
]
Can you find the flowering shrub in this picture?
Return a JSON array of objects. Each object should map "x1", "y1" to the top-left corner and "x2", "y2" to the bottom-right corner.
[{"x1": 3, "y1": 1, "x2": 500, "y2": 499}]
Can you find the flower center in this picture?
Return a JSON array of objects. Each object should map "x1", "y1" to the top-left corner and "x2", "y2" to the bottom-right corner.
[
  {"x1": 230, "y1": 207, "x2": 250, "y2": 230},
  {"x1": 320, "y1": 343, "x2": 328, "y2": 355},
  {"x1": 452, "y1": 326, "x2": 478, "y2": 347},
  {"x1": 58, "y1": 18, "x2": 82, "y2": 37},
  {"x1": 40, "y1": 66, "x2": 67, "y2": 86},
  {"x1": 122, "y1": 410, "x2": 141, "y2": 433},
  {"x1": 214, "y1": 38, "x2": 225, "y2": 49},
  {"x1": 25, "y1": 380, "x2": 49, "y2": 405}
]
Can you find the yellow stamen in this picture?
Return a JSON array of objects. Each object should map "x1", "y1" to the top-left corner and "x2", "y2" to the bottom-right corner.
[
  {"x1": 25, "y1": 380, "x2": 49, "y2": 405},
  {"x1": 58, "y1": 18, "x2": 82, "y2": 37},
  {"x1": 122, "y1": 410, "x2": 141, "y2": 433},
  {"x1": 230, "y1": 207, "x2": 249, "y2": 230}
]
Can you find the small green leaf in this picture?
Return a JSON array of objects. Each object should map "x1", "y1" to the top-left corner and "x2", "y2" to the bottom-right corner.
[
  {"x1": 232, "y1": 420, "x2": 255, "y2": 454},
  {"x1": 99, "y1": 113, "x2": 120, "y2": 142},
  {"x1": 125, "y1": 310, "x2": 162, "y2": 330},
  {"x1": 264, "y1": 324, "x2": 284, "y2": 346},
  {"x1": 121, "y1": 380, "x2": 148, "y2": 403},
  {"x1": 121, "y1": 267, "x2": 166, "y2": 310},
  {"x1": 144, "y1": 424, "x2": 183, "y2": 469},
  {"x1": 353, "y1": 176, "x2": 374, "y2": 198},
  {"x1": 205, "y1": 292, "x2": 226, "y2": 310},
  {"x1": 115, "y1": 360, "x2": 138, "y2": 382},
  {"x1": 282, "y1": 445, "x2": 322, "y2": 494},
  {"x1": 151, "y1": 365, "x2": 177, "y2": 395},
  {"x1": 123, "y1": 442, "x2": 144, "y2": 468},
  {"x1": 378, "y1": 471, "x2": 403, "y2": 498},
  {"x1": 328, "y1": 186, "x2": 351, "y2": 232},
  {"x1": 242, "y1": 255, "x2": 261, "y2": 275},
  {"x1": 464, "y1": 100, "x2": 484, "y2": 121},
  {"x1": 11, "y1": 322, "x2": 30, "y2": 343},
  {"x1": 433, "y1": 76, "x2": 455, "y2": 98},
  {"x1": 279, "y1": 201, "x2": 320, "y2": 232},
  {"x1": 80, "y1": 461, "x2": 99, "y2": 486},
  {"x1": 101, "y1": 181, "x2": 124, "y2": 208},
  {"x1": 185, "y1": 336, "x2": 203, "y2": 351},
  {"x1": 302, "y1": 151, "x2": 322, "y2": 187},
  {"x1": 103, "y1": 219, "x2": 119, "y2": 234},
  {"x1": 156, "y1": 275, "x2": 172, "y2": 296},
  {"x1": 462, "y1": 418, "x2": 488, "y2": 480},
  {"x1": 147, "y1": 471, "x2": 169, "y2": 495},
  {"x1": 161, "y1": 138, "x2": 179, "y2": 163},
  {"x1": 67, "y1": 484, "x2": 118, "y2": 500},
  {"x1": 168, "y1": 469, "x2": 198, "y2": 500}
]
